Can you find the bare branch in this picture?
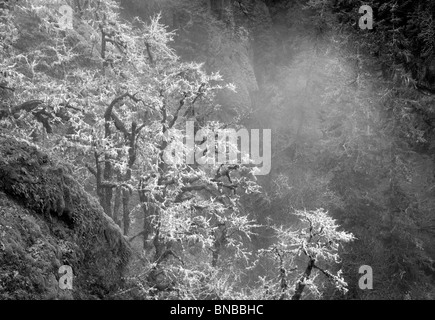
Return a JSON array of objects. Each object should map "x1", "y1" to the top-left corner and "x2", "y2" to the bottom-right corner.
[
  {"x1": 145, "y1": 42, "x2": 154, "y2": 65},
  {"x1": 0, "y1": 84, "x2": 15, "y2": 92},
  {"x1": 191, "y1": 83, "x2": 206, "y2": 106},
  {"x1": 85, "y1": 163, "x2": 97, "y2": 177},
  {"x1": 0, "y1": 100, "x2": 72, "y2": 133},
  {"x1": 111, "y1": 110, "x2": 130, "y2": 138},
  {"x1": 105, "y1": 92, "x2": 142, "y2": 138},
  {"x1": 168, "y1": 92, "x2": 188, "y2": 128}
]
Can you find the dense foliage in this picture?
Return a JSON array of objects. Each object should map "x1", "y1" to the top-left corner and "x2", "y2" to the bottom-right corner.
[{"x1": 1, "y1": 0, "x2": 434, "y2": 300}]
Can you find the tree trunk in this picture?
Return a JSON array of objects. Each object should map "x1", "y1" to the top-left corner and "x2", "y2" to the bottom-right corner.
[
  {"x1": 113, "y1": 185, "x2": 122, "y2": 227},
  {"x1": 211, "y1": 224, "x2": 226, "y2": 267},
  {"x1": 94, "y1": 151, "x2": 109, "y2": 215},
  {"x1": 138, "y1": 183, "x2": 154, "y2": 250},
  {"x1": 291, "y1": 258, "x2": 315, "y2": 300},
  {"x1": 279, "y1": 268, "x2": 288, "y2": 300},
  {"x1": 122, "y1": 188, "x2": 130, "y2": 235},
  {"x1": 211, "y1": 249, "x2": 220, "y2": 268},
  {"x1": 121, "y1": 121, "x2": 137, "y2": 236}
]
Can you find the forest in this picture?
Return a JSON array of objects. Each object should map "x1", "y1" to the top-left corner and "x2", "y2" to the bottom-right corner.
[{"x1": 0, "y1": 0, "x2": 434, "y2": 300}]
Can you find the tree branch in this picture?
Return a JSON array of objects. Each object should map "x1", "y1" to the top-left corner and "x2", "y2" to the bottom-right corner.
[
  {"x1": 0, "y1": 84, "x2": 15, "y2": 92},
  {"x1": 145, "y1": 42, "x2": 154, "y2": 65},
  {"x1": 0, "y1": 100, "x2": 72, "y2": 133},
  {"x1": 85, "y1": 163, "x2": 97, "y2": 177},
  {"x1": 168, "y1": 92, "x2": 188, "y2": 129},
  {"x1": 105, "y1": 92, "x2": 142, "y2": 138}
]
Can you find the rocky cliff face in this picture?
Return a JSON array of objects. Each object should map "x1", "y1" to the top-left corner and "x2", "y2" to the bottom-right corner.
[{"x1": 0, "y1": 135, "x2": 131, "y2": 299}]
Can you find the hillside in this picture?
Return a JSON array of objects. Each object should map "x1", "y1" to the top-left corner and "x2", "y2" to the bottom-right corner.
[{"x1": 0, "y1": 135, "x2": 130, "y2": 299}]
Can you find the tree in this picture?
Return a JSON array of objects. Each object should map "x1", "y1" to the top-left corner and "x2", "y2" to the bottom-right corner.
[
  {"x1": 0, "y1": 0, "x2": 263, "y2": 299},
  {"x1": 259, "y1": 209, "x2": 354, "y2": 300}
]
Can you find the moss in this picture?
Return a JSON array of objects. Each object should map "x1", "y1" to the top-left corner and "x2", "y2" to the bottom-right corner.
[{"x1": 0, "y1": 135, "x2": 131, "y2": 300}]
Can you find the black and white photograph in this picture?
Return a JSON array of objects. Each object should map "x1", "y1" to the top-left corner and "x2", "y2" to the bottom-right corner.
[{"x1": 0, "y1": 0, "x2": 434, "y2": 306}]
